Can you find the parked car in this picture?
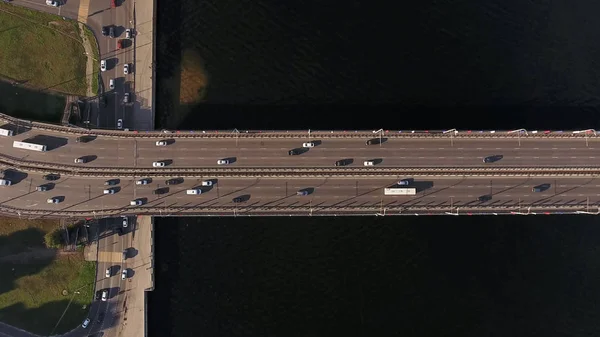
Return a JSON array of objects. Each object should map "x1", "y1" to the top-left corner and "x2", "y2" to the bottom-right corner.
[
  {"x1": 109, "y1": 26, "x2": 115, "y2": 38},
  {"x1": 152, "y1": 161, "x2": 165, "y2": 167},
  {"x1": 101, "y1": 26, "x2": 109, "y2": 36},
  {"x1": 101, "y1": 290, "x2": 108, "y2": 301},
  {"x1": 47, "y1": 198, "x2": 60, "y2": 204},
  {"x1": 201, "y1": 180, "x2": 213, "y2": 186},
  {"x1": 105, "y1": 268, "x2": 111, "y2": 278},
  {"x1": 123, "y1": 63, "x2": 129, "y2": 75},
  {"x1": 109, "y1": 78, "x2": 115, "y2": 90},
  {"x1": 123, "y1": 93, "x2": 129, "y2": 103},
  {"x1": 81, "y1": 318, "x2": 90, "y2": 329},
  {"x1": 100, "y1": 59, "x2": 106, "y2": 72},
  {"x1": 36, "y1": 185, "x2": 48, "y2": 192},
  {"x1": 121, "y1": 269, "x2": 127, "y2": 280},
  {"x1": 74, "y1": 157, "x2": 86, "y2": 163},
  {"x1": 125, "y1": 28, "x2": 132, "y2": 38}
]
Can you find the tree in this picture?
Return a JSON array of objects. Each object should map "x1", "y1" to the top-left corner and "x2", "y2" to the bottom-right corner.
[{"x1": 44, "y1": 228, "x2": 63, "y2": 249}]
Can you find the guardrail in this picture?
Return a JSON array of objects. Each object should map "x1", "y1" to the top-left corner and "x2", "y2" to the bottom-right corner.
[
  {"x1": 0, "y1": 203, "x2": 594, "y2": 218},
  {"x1": 1, "y1": 113, "x2": 598, "y2": 139}
]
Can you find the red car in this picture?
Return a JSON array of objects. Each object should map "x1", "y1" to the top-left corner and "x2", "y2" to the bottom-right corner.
[
  {"x1": 111, "y1": 0, "x2": 116, "y2": 8},
  {"x1": 117, "y1": 39, "x2": 123, "y2": 49}
]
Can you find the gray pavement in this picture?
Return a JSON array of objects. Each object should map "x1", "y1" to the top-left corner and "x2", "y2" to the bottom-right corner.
[
  {"x1": 0, "y1": 133, "x2": 600, "y2": 168},
  {"x1": 2, "y1": 173, "x2": 600, "y2": 214}
]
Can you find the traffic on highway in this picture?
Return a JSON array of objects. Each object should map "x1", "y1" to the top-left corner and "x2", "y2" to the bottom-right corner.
[{"x1": 1, "y1": 130, "x2": 599, "y2": 169}]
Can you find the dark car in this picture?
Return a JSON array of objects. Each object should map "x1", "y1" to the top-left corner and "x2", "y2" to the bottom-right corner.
[
  {"x1": 101, "y1": 26, "x2": 108, "y2": 36},
  {"x1": 94, "y1": 290, "x2": 102, "y2": 301},
  {"x1": 165, "y1": 178, "x2": 183, "y2": 185},
  {"x1": 104, "y1": 179, "x2": 118, "y2": 186},
  {"x1": 43, "y1": 174, "x2": 60, "y2": 181},
  {"x1": 153, "y1": 187, "x2": 167, "y2": 195},
  {"x1": 233, "y1": 196, "x2": 244, "y2": 203},
  {"x1": 483, "y1": 155, "x2": 503, "y2": 163},
  {"x1": 97, "y1": 312, "x2": 105, "y2": 323},
  {"x1": 366, "y1": 139, "x2": 377, "y2": 145},
  {"x1": 288, "y1": 149, "x2": 300, "y2": 156},
  {"x1": 335, "y1": 159, "x2": 351, "y2": 166},
  {"x1": 109, "y1": 26, "x2": 115, "y2": 38},
  {"x1": 477, "y1": 195, "x2": 492, "y2": 202},
  {"x1": 122, "y1": 249, "x2": 127, "y2": 260}
]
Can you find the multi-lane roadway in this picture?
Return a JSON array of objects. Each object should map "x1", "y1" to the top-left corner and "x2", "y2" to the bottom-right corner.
[{"x1": 1, "y1": 130, "x2": 599, "y2": 168}]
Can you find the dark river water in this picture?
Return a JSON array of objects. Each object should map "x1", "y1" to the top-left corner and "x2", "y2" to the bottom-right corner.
[{"x1": 149, "y1": 0, "x2": 600, "y2": 336}]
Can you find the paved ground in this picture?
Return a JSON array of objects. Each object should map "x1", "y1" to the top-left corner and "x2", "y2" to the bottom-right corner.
[
  {"x1": 130, "y1": 0, "x2": 155, "y2": 131},
  {"x1": 0, "y1": 131, "x2": 599, "y2": 168},
  {"x1": 1, "y1": 173, "x2": 600, "y2": 214}
]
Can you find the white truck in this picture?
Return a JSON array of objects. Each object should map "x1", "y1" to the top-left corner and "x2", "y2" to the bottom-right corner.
[
  {"x1": 384, "y1": 188, "x2": 417, "y2": 195},
  {"x1": 0, "y1": 129, "x2": 13, "y2": 137}
]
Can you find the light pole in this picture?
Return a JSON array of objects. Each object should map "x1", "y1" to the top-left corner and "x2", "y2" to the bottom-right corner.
[
  {"x1": 373, "y1": 129, "x2": 383, "y2": 147},
  {"x1": 232, "y1": 128, "x2": 239, "y2": 147},
  {"x1": 508, "y1": 129, "x2": 527, "y2": 147},
  {"x1": 573, "y1": 129, "x2": 596, "y2": 147},
  {"x1": 443, "y1": 129, "x2": 457, "y2": 146}
]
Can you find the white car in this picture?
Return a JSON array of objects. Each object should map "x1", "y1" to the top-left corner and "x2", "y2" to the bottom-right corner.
[
  {"x1": 109, "y1": 78, "x2": 114, "y2": 90},
  {"x1": 117, "y1": 119, "x2": 123, "y2": 129},
  {"x1": 46, "y1": 0, "x2": 59, "y2": 6},
  {"x1": 101, "y1": 290, "x2": 108, "y2": 301},
  {"x1": 201, "y1": 180, "x2": 213, "y2": 186},
  {"x1": 123, "y1": 63, "x2": 129, "y2": 75},
  {"x1": 100, "y1": 60, "x2": 106, "y2": 72},
  {"x1": 0, "y1": 179, "x2": 12, "y2": 186},
  {"x1": 297, "y1": 190, "x2": 308, "y2": 196},
  {"x1": 136, "y1": 179, "x2": 149, "y2": 185},
  {"x1": 130, "y1": 199, "x2": 143, "y2": 206},
  {"x1": 121, "y1": 269, "x2": 127, "y2": 280},
  {"x1": 152, "y1": 161, "x2": 165, "y2": 167},
  {"x1": 302, "y1": 142, "x2": 315, "y2": 148},
  {"x1": 81, "y1": 318, "x2": 90, "y2": 329},
  {"x1": 125, "y1": 28, "x2": 132, "y2": 38},
  {"x1": 47, "y1": 198, "x2": 60, "y2": 204},
  {"x1": 217, "y1": 159, "x2": 229, "y2": 165},
  {"x1": 105, "y1": 268, "x2": 110, "y2": 277},
  {"x1": 122, "y1": 216, "x2": 128, "y2": 227},
  {"x1": 74, "y1": 158, "x2": 85, "y2": 163},
  {"x1": 155, "y1": 141, "x2": 167, "y2": 146},
  {"x1": 103, "y1": 189, "x2": 115, "y2": 194},
  {"x1": 363, "y1": 161, "x2": 375, "y2": 166}
]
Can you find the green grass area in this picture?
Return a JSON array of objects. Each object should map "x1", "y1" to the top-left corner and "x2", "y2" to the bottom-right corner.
[
  {"x1": 0, "y1": 218, "x2": 95, "y2": 335},
  {"x1": 0, "y1": 3, "x2": 87, "y2": 95},
  {"x1": 83, "y1": 26, "x2": 100, "y2": 95}
]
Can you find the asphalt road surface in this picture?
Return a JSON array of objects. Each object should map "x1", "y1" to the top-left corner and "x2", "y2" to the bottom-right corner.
[
  {"x1": 1, "y1": 172, "x2": 600, "y2": 212},
  {"x1": 1, "y1": 133, "x2": 600, "y2": 168}
]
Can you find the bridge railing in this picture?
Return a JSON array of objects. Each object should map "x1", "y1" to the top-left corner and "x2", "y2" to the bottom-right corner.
[
  {"x1": 0, "y1": 202, "x2": 593, "y2": 219},
  {"x1": 0, "y1": 113, "x2": 597, "y2": 139}
]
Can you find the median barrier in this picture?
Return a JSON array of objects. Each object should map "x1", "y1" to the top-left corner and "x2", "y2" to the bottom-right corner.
[
  {"x1": 0, "y1": 113, "x2": 598, "y2": 139},
  {"x1": 2, "y1": 153, "x2": 600, "y2": 177}
]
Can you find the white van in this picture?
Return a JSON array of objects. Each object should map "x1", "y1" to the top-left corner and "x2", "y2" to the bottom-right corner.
[
  {"x1": 130, "y1": 200, "x2": 142, "y2": 206},
  {"x1": 0, "y1": 179, "x2": 11, "y2": 186},
  {"x1": 186, "y1": 189, "x2": 201, "y2": 195},
  {"x1": 103, "y1": 189, "x2": 115, "y2": 194}
]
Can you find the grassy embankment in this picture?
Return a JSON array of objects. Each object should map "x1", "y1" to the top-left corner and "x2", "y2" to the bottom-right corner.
[
  {"x1": 0, "y1": 3, "x2": 99, "y2": 122},
  {"x1": 0, "y1": 218, "x2": 95, "y2": 335}
]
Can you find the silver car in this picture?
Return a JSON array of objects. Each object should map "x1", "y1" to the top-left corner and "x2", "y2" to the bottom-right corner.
[
  {"x1": 217, "y1": 159, "x2": 229, "y2": 165},
  {"x1": 123, "y1": 63, "x2": 129, "y2": 75}
]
